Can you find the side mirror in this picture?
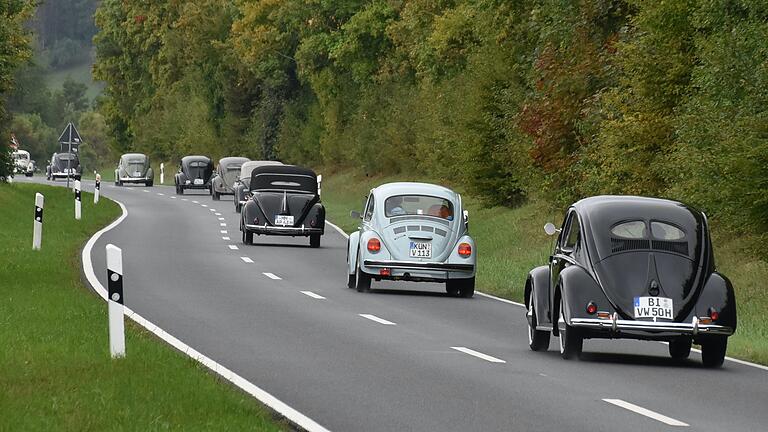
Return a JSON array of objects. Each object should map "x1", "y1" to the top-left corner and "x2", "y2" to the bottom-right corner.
[
  {"x1": 544, "y1": 222, "x2": 559, "y2": 236},
  {"x1": 350, "y1": 210, "x2": 361, "y2": 219}
]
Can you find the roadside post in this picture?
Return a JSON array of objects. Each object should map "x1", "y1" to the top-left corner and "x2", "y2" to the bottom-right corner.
[
  {"x1": 33, "y1": 193, "x2": 44, "y2": 250},
  {"x1": 317, "y1": 174, "x2": 322, "y2": 198},
  {"x1": 94, "y1": 174, "x2": 101, "y2": 204},
  {"x1": 106, "y1": 244, "x2": 126, "y2": 358},
  {"x1": 74, "y1": 180, "x2": 82, "y2": 220},
  {"x1": 160, "y1": 163, "x2": 164, "y2": 184}
]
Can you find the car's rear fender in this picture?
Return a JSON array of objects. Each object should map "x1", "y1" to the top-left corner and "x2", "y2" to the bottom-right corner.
[
  {"x1": 359, "y1": 229, "x2": 392, "y2": 273},
  {"x1": 557, "y1": 266, "x2": 610, "y2": 332},
  {"x1": 242, "y1": 200, "x2": 268, "y2": 227},
  {"x1": 526, "y1": 266, "x2": 551, "y2": 326},
  {"x1": 347, "y1": 231, "x2": 361, "y2": 275},
  {"x1": 304, "y1": 203, "x2": 325, "y2": 230},
  {"x1": 445, "y1": 235, "x2": 476, "y2": 277},
  {"x1": 694, "y1": 272, "x2": 737, "y2": 331}
]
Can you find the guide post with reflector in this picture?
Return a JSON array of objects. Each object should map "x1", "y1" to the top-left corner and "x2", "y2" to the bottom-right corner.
[
  {"x1": 74, "y1": 180, "x2": 82, "y2": 220},
  {"x1": 160, "y1": 163, "x2": 164, "y2": 184},
  {"x1": 33, "y1": 193, "x2": 44, "y2": 250},
  {"x1": 106, "y1": 244, "x2": 126, "y2": 358},
  {"x1": 94, "y1": 174, "x2": 101, "y2": 204}
]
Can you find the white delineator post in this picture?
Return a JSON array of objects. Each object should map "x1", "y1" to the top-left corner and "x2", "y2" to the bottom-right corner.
[
  {"x1": 33, "y1": 193, "x2": 44, "y2": 250},
  {"x1": 74, "y1": 180, "x2": 82, "y2": 220},
  {"x1": 160, "y1": 163, "x2": 164, "y2": 185},
  {"x1": 94, "y1": 174, "x2": 101, "y2": 204},
  {"x1": 106, "y1": 244, "x2": 126, "y2": 358},
  {"x1": 317, "y1": 174, "x2": 322, "y2": 198}
]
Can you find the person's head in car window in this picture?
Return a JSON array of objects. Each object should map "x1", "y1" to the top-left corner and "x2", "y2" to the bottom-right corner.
[{"x1": 386, "y1": 196, "x2": 405, "y2": 216}]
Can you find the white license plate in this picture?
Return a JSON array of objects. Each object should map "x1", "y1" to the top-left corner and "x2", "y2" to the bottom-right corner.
[
  {"x1": 409, "y1": 241, "x2": 432, "y2": 258},
  {"x1": 634, "y1": 296, "x2": 673, "y2": 319},
  {"x1": 194, "y1": 178, "x2": 204, "y2": 185},
  {"x1": 134, "y1": 171, "x2": 141, "y2": 177},
  {"x1": 275, "y1": 215, "x2": 294, "y2": 226}
]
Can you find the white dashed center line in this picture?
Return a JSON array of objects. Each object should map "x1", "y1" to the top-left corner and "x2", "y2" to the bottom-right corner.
[
  {"x1": 171, "y1": 196, "x2": 177, "y2": 199},
  {"x1": 192, "y1": 200, "x2": 199, "y2": 204},
  {"x1": 300, "y1": 291, "x2": 325, "y2": 299},
  {"x1": 263, "y1": 272, "x2": 281, "y2": 280},
  {"x1": 220, "y1": 230, "x2": 228, "y2": 234},
  {"x1": 218, "y1": 217, "x2": 225, "y2": 221},
  {"x1": 228, "y1": 245, "x2": 239, "y2": 250},
  {"x1": 143, "y1": 190, "x2": 150, "y2": 193},
  {"x1": 222, "y1": 236, "x2": 230, "y2": 241},
  {"x1": 182, "y1": 198, "x2": 188, "y2": 201},
  {"x1": 157, "y1": 193, "x2": 164, "y2": 196},
  {"x1": 220, "y1": 223, "x2": 227, "y2": 227},
  {"x1": 359, "y1": 314, "x2": 396, "y2": 326},
  {"x1": 603, "y1": 399, "x2": 688, "y2": 427},
  {"x1": 450, "y1": 347, "x2": 506, "y2": 363},
  {"x1": 240, "y1": 257, "x2": 254, "y2": 264},
  {"x1": 215, "y1": 213, "x2": 222, "y2": 216},
  {"x1": 209, "y1": 209, "x2": 216, "y2": 212},
  {"x1": 201, "y1": 204, "x2": 208, "y2": 207}
]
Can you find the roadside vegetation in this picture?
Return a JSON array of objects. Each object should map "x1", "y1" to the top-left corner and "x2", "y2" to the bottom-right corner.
[
  {"x1": 0, "y1": 183, "x2": 285, "y2": 430},
  {"x1": 322, "y1": 170, "x2": 768, "y2": 366}
]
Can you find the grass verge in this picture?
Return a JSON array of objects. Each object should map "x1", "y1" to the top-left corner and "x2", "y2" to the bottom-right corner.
[
  {"x1": 0, "y1": 183, "x2": 286, "y2": 431},
  {"x1": 321, "y1": 169, "x2": 768, "y2": 366}
]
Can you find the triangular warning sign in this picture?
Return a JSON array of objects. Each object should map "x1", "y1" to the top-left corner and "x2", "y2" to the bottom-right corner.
[{"x1": 58, "y1": 122, "x2": 82, "y2": 144}]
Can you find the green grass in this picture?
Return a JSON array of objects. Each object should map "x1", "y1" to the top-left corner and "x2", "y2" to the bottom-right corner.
[
  {"x1": 45, "y1": 62, "x2": 104, "y2": 101},
  {"x1": 321, "y1": 169, "x2": 768, "y2": 365},
  {"x1": 0, "y1": 183, "x2": 286, "y2": 431}
]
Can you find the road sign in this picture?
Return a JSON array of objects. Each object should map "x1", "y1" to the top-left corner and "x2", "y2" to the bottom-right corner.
[{"x1": 58, "y1": 122, "x2": 82, "y2": 153}]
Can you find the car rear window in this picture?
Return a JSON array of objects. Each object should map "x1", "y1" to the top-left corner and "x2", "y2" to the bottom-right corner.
[
  {"x1": 651, "y1": 221, "x2": 685, "y2": 240},
  {"x1": 384, "y1": 195, "x2": 454, "y2": 220},
  {"x1": 610, "y1": 221, "x2": 646, "y2": 239}
]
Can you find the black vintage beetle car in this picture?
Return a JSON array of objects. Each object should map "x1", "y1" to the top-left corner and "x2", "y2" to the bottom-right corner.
[
  {"x1": 210, "y1": 156, "x2": 250, "y2": 200},
  {"x1": 233, "y1": 160, "x2": 284, "y2": 212},
  {"x1": 114, "y1": 153, "x2": 154, "y2": 186},
  {"x1": 47, "y1": 152, "x2": 82, "y2": 181},
  {"x1": 175, "y1": 155, "x2": 213, "y2": 195},
  {"x1": 525, "y1": 196, "x2": 736, "y2": 367},
  {"x1": 240, "y1": 165, "x2": 324, "y2": 248}
]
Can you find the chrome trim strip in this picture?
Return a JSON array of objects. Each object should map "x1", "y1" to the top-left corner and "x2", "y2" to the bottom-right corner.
[{"x1": 570, "y1": 317, "x2": 734, "y2": 335}]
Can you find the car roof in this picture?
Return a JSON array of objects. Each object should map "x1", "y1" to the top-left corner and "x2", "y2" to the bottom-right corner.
[
  {"x1": 181, "y1": 155, "x2": 211, "y2": 163},
  {"x1": 121, "y1": 153, "x2": 147, "y2": 159},
  {"x1": 372, "y1": 182, "x2": 458, "y2": 201},
  {"x1": 573, "y1": 195, "x2": 703, "y2": 232},
  {"x1": 218, "y1": 156, "x2": 250, "y2": 167},
  {"x1": 241, "y1": 160, "x2": 283, "y2": 169}
]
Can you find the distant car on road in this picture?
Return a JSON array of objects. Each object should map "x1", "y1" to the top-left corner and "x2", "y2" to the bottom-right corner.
[
  {"x1": 346, "y1": 182, "x2": 476, "y2": 297},
  {"x1": 114, "y1": 153, "x2": 154, "y2": 186},
  {"x1": 46, "y1": 152, "x2": 82, "y2": 181},
  {"x1": 233, "y1": 160, "x2": 283, "y2": 212},
  {"x1": 175, "y1": 155, "x2": 213, "y2": 195},
  {"x1": 240, "y1": 165, "x2": 324, "y2": 248},
  {"x1": 12, "y1": 150, "x2": 34, "y2": 177},
  {"x1": 210, "y1": 157, "x2": 250, "y2": 200},
  {"x1": 525, "y1": 195, "x2": 736, "y2": 367}
]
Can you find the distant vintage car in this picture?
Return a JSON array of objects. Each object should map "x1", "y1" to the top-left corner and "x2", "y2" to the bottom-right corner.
[
  {"x1": 525, "y1": 196, "x2": 737, "y2": 367},
  {"x1": 233, "y1": 160, "x2": 283, "y2": 212},
  {"x1": 12, "y1": 150, "x2": 34, "y2": 177},
  {"x1": 114, "y1": 153, "x2": 154, "y2": 186},
  {"x1": 240, "y1": 165, "x2": 324, "y2": 248},
  {"x1": 210, "y1": 157, "x2": 250, "y2": 200},
  {"x1": 346, "y1": 183, "x2": 476, "y2": 297},
  {"x1": 46, "y1": 152, "x2": 82, "y2": 181},
  {"x1": 174, "y1": 155, "x2": 213, "y2": 195}
]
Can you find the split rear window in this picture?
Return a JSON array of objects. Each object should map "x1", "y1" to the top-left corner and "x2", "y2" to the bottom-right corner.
[{"x1": 611, "y1": 220, "x2": 685, "y2": 240}]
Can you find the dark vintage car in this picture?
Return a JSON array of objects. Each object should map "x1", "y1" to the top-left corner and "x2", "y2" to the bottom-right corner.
[
  {"x1": 114, "y1": 153, "x2": 154, "y2": 186},
  {"x1": 525, "y1": 196, "x2": 736, "y2": 367},
  {"x1": 233, "y1": 160, "x2": 284, "y2": 212},
  {"x1": 240, "y1": 165, "x2": 324, "y2": 248},
  {"x1": 46, "y1": 152, "x2": 82, "y2": 181},
  {"x1": 174, "y1": 155, "x2": 213, "y2": 195},
  {"x1": 210, "y1": 157, "x2": 250, "y2": 200}
]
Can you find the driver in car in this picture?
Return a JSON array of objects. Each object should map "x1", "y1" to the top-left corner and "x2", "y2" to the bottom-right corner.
[{"x1": 386, "y1": 196, "x2": 406, "y2": 216}]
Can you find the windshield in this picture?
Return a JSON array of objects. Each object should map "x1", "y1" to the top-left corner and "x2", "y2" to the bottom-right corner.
[
  {"x1": 384, "y1": 195, "x2": 454, "y2": 220},
  {"x1": 13, "y1": 153, "x2": 29, "y2": 161}
]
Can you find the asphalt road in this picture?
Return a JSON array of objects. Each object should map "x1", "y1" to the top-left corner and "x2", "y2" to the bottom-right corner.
[{"x1": 19, "y1": 176, "x2": 768, "y2": 431}]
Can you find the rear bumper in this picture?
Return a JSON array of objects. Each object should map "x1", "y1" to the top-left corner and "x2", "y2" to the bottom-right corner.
[
  {"x1": 119, "y1": 177, "x2": 151, "y2": 183},
  {"x1": 181, "y1": 183, "x2": 210, "y2": 190},
  {"x1": 244, "y1": 224, "x2": 323, "y2": 236},
  {"x1": 364, "y1": 259, "x2": 474, "y2": 273},
  {"x1": 51, "y1": 172, "x2": 80, "y2": 179},
  {"x1": 570, "y1": 316, "x2": 734, "y2": 337}
]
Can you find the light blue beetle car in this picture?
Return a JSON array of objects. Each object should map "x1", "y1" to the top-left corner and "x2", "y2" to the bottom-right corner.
[{"x1": 347, "y1": 182, "x2": 477, "y2": 297}]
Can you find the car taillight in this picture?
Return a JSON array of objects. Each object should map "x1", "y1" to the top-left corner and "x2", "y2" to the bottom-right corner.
[
  {"x1": 586, "y1": 302, "x2": 597, "y2": 315},
  {"x1": 458, "y1": 242, "x2": 472, "y2": 257},
  {"x1": 367, "y1": 238, "x2": 381, "y2": 252},
  {"x1": 380, "y1": 268, "x2": 391, "y2": 276},
  {"x1": 709, "y1": 308, "x2": 719, "y2": 321}
]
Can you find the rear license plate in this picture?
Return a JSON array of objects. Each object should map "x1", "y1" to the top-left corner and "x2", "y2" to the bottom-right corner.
[
  {"x1": 275, "y1": 215, "x2": 294, "y2": 226},
  {"x1": 634, "y1": 296, "x2": 673, "y2": 319},
  {"x1": 409, "y1": 241, "x2": 432, "y2": 258},
  {"x1": 194, "y1": 178, "x2": 204, "y2": 185}
]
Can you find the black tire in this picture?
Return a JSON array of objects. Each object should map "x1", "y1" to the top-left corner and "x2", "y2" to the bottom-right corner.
[
  {"x1": 347, "y1": 273, "x2": 356, "y2": 289},
  {"x1": 445, "y1": 280, "x2": 460, "y2": 296},
  {"x1": 701, "y1": 336, "x2": 727, "y2": 368},
  {"x1": 669, "y1": 337, "x2": 692, "y2": 360},
  {"x1": 117, "y1": 180, "x2": 123, "y2": 187},
  {"x1": 309, "y1": 234, "x2": 321, "y2": 248},
  {"x1": 177, "y1": 185, "x2": 184, "y2": 195},
  {"x1": 355, "y1": 251, "x2": 371, "y2": 293},
  {"x1": 558, "y1": 297, "x2": 583, "y2": 360},
  {"x1": 459, "y1": 277, "x2": 475, "y2": 298},
  {"x1": 114, "y1": 180, "x2": 119, "y2": 186},
  {"x1": 146, "y1": 180, "x2": 153, "y2": 187},
  {"x1": 242, "y1": 228, "x2": 253, "y2": 245},
  {"x1": 212, "y1": 189, "x2": 220, "y2": 200},
  {"x1": 235, "y1": 202, "x2": 241, "y2": 213},
  {"x1": 528, "y1": 294, "x2": 551, "y2": 351}
]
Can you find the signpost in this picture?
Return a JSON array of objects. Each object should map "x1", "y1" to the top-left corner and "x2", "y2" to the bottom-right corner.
[{"x1": 58, "y1": 122, "x2": 82, "y2": 189}]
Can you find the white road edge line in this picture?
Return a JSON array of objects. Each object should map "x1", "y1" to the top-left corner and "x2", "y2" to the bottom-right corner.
[
  {"x1": 450, "y1": 347, "x2": 506, "y2": 363},
  {"x1": 359, "y1": 314, "x2": 396, "y2": 326},
  {"x1": 81, "y1": 199, "x2": 331, "y2": 432},
  {"x1": 300, "y1": 291, "x2": 326, "y2": 300},
  {"x1": 263, "y1": 272, "x2": 282, "y2": 280},
  {"x1": 228, "y1": 245, "x2": 239, "y2": 250},
  {"x1": 241, "y1": 257, "x2": 254, "y2": 263},
  {"x1": 603, "y1": 399, "x2": 688, "y2": 427},
  {"x1": 328, "y1": 217, "x2": 768, "y2": 372}
]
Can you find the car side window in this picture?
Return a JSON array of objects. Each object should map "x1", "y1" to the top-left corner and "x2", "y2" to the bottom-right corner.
[
  {"x1": 364, "y1": 196, "x2": 375, "y2": 221},
  {"x1": 560, "y1": 212, "x2": 580, "y2": 253}
]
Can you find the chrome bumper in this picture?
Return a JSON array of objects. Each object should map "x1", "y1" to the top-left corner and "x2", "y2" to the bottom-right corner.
[
  {"x1": 119, "y1": 177, "x2": 150, "y2": 182},
  {"x1": 364, "y1": 259, "x2": 474, "y2": 272},
  {"x1": 570, "y1": 315, "x2": 734, "y2": 336},
  {"x1": 244, "y1": 224, "x2": 323, "y2": 236}
]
